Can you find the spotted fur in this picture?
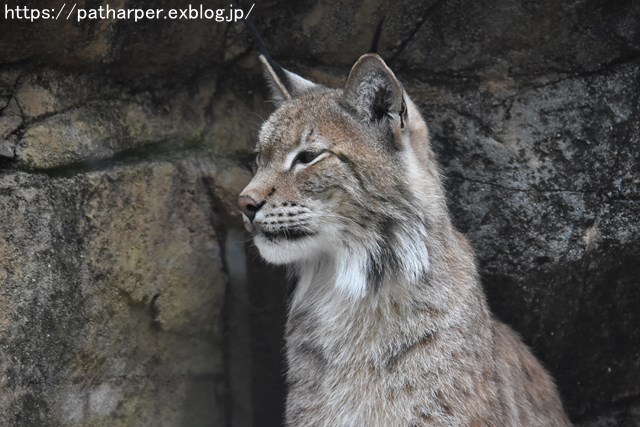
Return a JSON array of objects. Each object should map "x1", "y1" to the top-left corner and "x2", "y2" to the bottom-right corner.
[{"x1": 239, "y1": 54, "x2": 570, "y2": 426}]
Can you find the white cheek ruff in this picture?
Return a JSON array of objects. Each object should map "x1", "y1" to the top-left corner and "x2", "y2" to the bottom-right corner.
[
  {"x1": 332, "y1": 229, "x2": 430, "y2": 300},
  {"x1": 334, "y1": 245, "x2": 370, "y2": 299},
  {"x1": 253, "y1": 199, "x2": 430, "y2": 301}
]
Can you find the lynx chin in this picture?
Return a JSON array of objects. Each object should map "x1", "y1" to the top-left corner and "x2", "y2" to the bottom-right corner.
[{"x1": 238, "y1": 53, "x2": 571, "y2": 426}]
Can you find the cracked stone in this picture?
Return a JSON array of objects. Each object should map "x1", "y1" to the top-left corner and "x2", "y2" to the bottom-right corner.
[
  {"x1": 14, "y1": 79, "x2": 58, "y2": 119},
  {"x1": 12, "y1": 75, "x2": 215, "y2": 170},
  {"x1": 0, "y1": 156, "x2": 227, "y2": 426}
]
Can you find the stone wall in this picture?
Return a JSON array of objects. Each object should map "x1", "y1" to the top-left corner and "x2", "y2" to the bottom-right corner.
[
  {"x1": 0, "y1": 0, "x2": 639, "y2": 426},
  {"x1": 1, "y1": 1, "x2": 244, "y2": 424}
]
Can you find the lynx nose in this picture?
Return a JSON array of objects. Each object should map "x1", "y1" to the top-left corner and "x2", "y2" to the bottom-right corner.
[{"x1": 238, "y1": 195, "x2": 260, "y2": 222}]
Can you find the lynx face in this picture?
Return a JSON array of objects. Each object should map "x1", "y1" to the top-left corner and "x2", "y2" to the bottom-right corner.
[{"x1": 239, "y1": 54, "x2": 437, "y2": 297}]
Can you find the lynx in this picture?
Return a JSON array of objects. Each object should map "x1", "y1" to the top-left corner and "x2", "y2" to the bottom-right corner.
[{"x1": 238, "y1": 53, "x2": 571, "y2": 426}]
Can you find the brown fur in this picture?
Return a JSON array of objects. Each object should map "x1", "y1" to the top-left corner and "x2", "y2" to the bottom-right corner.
[{"x1": 239, "y1": 54, "x2": 571, "y2": 426}]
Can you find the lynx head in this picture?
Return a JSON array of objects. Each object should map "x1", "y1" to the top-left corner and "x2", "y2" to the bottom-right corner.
[{"x1": 238, "y1": 54, "x2": 445, "y2": 298}]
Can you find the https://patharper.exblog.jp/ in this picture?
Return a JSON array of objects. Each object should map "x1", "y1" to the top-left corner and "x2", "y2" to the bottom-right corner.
[{"x1": 3, "y1": 3, "x2": 255, "y2": 23}]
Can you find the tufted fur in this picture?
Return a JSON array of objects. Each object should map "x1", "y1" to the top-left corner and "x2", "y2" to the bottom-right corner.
[{"x1": 239, "y1": 53, "x2": 571, "y2": 426}]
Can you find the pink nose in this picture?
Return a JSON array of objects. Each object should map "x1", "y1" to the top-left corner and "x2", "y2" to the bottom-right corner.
[{"x1": 238, "y1": 195, "x2": 259, "y2": 221}]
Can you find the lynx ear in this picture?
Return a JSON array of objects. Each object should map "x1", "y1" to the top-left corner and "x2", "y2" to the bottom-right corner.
[
  {"x1": 343, "y1": 54, "x2": 408, "y2": 142},
  {"x1": 259, "y1": 55, "x2": 319, "y2": 106}
]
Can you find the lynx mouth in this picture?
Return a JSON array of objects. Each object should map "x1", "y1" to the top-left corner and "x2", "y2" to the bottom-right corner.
[
  {"x1": 261, "y1": 228, "x2": 317, "y2": 241},
  {"x1": 253, "y1": 227, "x2": 324, "y2": 265}
]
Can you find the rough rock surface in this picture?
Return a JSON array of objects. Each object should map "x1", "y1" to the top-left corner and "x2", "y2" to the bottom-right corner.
[
  {"x1": 1, "y1": 0, "x2": 639, "y2": 426},
  {"x1": 0, "y1": 159, "x2": 229, "y2": 426}
]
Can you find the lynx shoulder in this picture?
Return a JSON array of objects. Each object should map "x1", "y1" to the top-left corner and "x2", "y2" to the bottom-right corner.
[{"x1": 238, "y1": 53, "x2": 571, "y2": 426}]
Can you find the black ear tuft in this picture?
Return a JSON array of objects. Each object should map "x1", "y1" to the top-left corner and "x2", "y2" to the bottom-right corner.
[
  {"x1": 258, "y1": 56, "x2": 321, "y2": 106},
  {"x1": 370, "y1": 17, "x2": 385, "y2": 54},
  {"x1": 246, "y1": 19, "x2": 321, "y2": 106}
]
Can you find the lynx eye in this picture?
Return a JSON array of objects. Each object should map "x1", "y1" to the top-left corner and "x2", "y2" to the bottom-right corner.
[{"x1": 294, "y1": 150, "x2": 325, "y2": 166}]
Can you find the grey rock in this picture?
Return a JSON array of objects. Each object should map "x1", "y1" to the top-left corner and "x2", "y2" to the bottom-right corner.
[
  {"x1": 420, "y1": 61, "x2": 640, "y2": 423},
  {"x1": 0, "y1": 156, "x2": 228, "y2": 426}
]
